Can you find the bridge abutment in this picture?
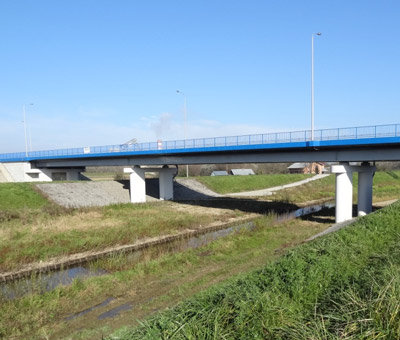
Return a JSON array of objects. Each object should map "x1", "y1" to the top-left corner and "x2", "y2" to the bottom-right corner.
[
  {"x1": 0, "y1": 162, "x2": 84, "y2": 182},
  {"x1": 331, "y1": 162, "x2": 375, "y2": 223}
]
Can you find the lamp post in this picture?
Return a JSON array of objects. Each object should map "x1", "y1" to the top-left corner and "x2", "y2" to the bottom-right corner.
[
  {"x1": 176, "y1": 90, "x2": 189, "y2": 177},
  {"x1": 22, "y1": 103, "x2": 34, "y2": 157},
  {"x1": 311, "y1": 32, "x2": 322, "y2": 141}
]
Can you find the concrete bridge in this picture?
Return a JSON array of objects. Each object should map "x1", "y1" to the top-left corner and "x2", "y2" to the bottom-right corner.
[{"x1": 1, "y1": 123, "x2": 400, "y2": 223}]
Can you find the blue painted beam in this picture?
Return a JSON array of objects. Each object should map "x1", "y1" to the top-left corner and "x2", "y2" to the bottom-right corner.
[{"x1": 1, "y1": 124, "x2": 400, "y2": 163}]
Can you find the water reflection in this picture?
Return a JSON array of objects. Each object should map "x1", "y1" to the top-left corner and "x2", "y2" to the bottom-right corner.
[{"x1": 1, "y1": 266, "x2": 106, "y2": 300}]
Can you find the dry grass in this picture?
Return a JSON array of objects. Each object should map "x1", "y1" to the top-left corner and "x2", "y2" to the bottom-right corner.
[{"x1": 0, "y1": 202, "x2": 242, "y2": 271}]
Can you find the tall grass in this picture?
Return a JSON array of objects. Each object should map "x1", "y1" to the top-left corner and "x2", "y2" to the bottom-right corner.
[
  {"x1": 0, "y1": 202, "x2": 223, "y2": 271},
  {"x1": 0, "y1": 213, "x2": 324, "y2": 339},
  {"x1": 112, "y1": 202, "x2": 400, "y2": 339}
]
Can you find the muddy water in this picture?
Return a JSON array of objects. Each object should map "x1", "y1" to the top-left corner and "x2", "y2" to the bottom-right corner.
[{"x1": 0, "y1": 202, "x2": 334, "y2": 302}]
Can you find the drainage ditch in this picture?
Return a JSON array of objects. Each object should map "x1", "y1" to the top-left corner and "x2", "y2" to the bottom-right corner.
[{"x1": 1, "y1": 202, "x2": 334, "y2": 301}]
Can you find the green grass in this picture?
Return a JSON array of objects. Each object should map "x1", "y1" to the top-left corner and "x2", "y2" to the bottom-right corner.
[
  {"x1": 0, "y1": 212, "x2": 327, "y2": 339},
  {"x1": 272, "y1": 170, "x2": 400, "y2": 204},
  {"x1": 271, "y1": 174, "x2": 335, "y2": 203},
  {"x1": 0, "y1": 183, "x2": 49, "y2": 211},
  {"x1": 112, "y1": 202, "x2": 400, "y2": 339},
  {"x1": 196, "y1": 173, "x2": 312, "y2": 194},
  {"x1": 1, "y1": 171, "x2": 399, "y2": 271},
  {"x1": 0, "y1": 202, "x2": 238, "y2": 271},
  {"x1": 371, "y1": 170, "x2": 400, "y2": 201}
]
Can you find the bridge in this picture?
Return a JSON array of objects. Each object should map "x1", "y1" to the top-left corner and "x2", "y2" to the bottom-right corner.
[{"x1": 1, "y1": 123, "x2": 400, "y2": 223}]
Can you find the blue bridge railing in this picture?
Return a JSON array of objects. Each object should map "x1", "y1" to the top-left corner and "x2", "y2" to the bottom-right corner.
[{"x1": 0, "y1": 123, "x2": 399, "y2": 162}]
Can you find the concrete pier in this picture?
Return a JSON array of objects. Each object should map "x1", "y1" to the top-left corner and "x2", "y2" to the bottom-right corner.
[
  {"x1": 124, "y1": 166, "x2": 146, "y2": 203},
  {"x1": 357, "y1": 163, "x2": 375, "y2": 216},
  {"x1": 331, "y1": 163, "x2": 354, "y2": 223},
  {"x1": 124, "y1": 166, "x2": 176, "y2": 203},
  {"x1": 331, "y1": 162, "x2": 376, "y2": 223}
]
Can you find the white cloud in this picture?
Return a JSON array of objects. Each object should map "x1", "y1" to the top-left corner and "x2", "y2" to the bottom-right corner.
[{"x1": 0, "y1": 113, "x2": 282, "y2": 154}]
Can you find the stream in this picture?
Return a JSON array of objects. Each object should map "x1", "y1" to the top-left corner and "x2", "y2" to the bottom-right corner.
[{"x1": 0, "y1": 201, "x2": 334, "y2": 301}]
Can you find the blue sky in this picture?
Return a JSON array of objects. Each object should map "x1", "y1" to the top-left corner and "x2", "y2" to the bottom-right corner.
[{"x1": 0, "y1": 0, "x2": 399, "y2": 153}]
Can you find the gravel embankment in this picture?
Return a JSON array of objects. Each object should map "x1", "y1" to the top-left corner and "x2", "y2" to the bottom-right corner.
[
  {"x1": 37, "y1": 175, "x2": 330, "y2": 208},
  {"x1": 36, "y1": 178, "x2": 218, "y2": 208},
  {"x1": 37, "y1": 181, "x2": 132, "y2": 208}
]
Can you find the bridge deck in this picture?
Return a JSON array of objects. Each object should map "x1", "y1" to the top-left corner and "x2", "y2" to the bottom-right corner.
[{"x1": 1, "y1": 123, "x2": 400, "y2": 164}]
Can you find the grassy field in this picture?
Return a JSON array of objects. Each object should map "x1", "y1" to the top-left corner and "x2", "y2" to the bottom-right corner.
[
  {"x1": 109, "y1": 201, "x2": 400, "y2": 340},
  {"x1": 272, "y1": 170, "x2": 400, "y2": 204},
  {"x1": 196, "y1": 173, "x2": 312, "y2": 194},
  {"x1": 0, "y1": 172, "x2": 399, "y2": 338},
  {"x1": 0, "y1": 200, "x2": 243, "y2": 271},
  {"x1": 83, "y1": 172, "x2": 128, "y2": 181},
  {"x1": 197, "y1": 171, "x2": 400, "y2": 200},
  {"x1": 0, "y1": 183, "x2": 49, "y2": 211},
  {"x1": 1, "y1": 171, "x2": 399, "y2": 271},
  {"x1": 0, "y1": 211, "x2": 330, "y2": 339}
]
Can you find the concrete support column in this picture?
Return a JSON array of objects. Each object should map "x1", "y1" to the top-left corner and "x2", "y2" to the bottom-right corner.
[
  {"x1": 357, "y1": 163, "x2": 376, "y2": 216},
  {"x1": 124, "y1": 167, "x2": 146, "y2": 203},
  {"x1": 332, "y1": 163, "x2": 354, "y2": 223},
  {"x1": 159, "y1": 169, "x2": 174, "y2": 200},
  {"x1": 331, "y1": 162, "x2": 376, "y2": 223},
  {"x1": 331, "y1": 164, "x2": 353, "y2": 223}
]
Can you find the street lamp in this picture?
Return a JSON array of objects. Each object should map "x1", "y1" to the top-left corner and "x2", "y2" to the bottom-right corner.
[
  {"x1": 22, "y1": 103, "x2": 34, "y2": 157},
  {"x1": 311, "y1": 32, "x2": 322, "y2": 141},
  {"x1": 176, "y1": 90, "x2": 189, "y2": 177}
]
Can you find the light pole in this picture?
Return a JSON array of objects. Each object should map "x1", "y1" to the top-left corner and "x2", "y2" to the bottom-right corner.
[
  {"x1": 22, "y1": 103, "x2": 34, "y2": 157},
  {"x1": 311, "y1": 32, "x2": 322, "y2": 141},
  {"x1": 176, "y1": 90, "x2": 189, "y2": 177}
]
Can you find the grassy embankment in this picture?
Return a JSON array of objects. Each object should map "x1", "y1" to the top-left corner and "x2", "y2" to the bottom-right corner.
[
  {"x1": 110, "y1": 201, "x2": 400, "y2": 339},
  {"x1": 0, "y1": 183, "x2": 49, "y2": 211},
  {"x1": 198, "y1": 171, "x2": 400, "y2": 204},
  {"x1": 272, "y1": 170, "x2": 400, "y2": 204},
  {"x1": 196, "y1": 173, "x2": 312, "y2": 194},
  {"x1": 0, "y1": 209, "x2": 330, "y2": 339},
  {"x1": 0, "y1": 172, "x2": 399, "y2": 338},
  {"x1": 1, "y1": 171, "x2": 399, "y2": 271},
  {"x1": 0, "y1": 183, "x2": 244, "y2": 272}
]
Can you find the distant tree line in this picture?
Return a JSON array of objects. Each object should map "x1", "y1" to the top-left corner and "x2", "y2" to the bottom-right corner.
[{"x1": 85, "y1": 161, "x2": 400, "y2": 178}]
